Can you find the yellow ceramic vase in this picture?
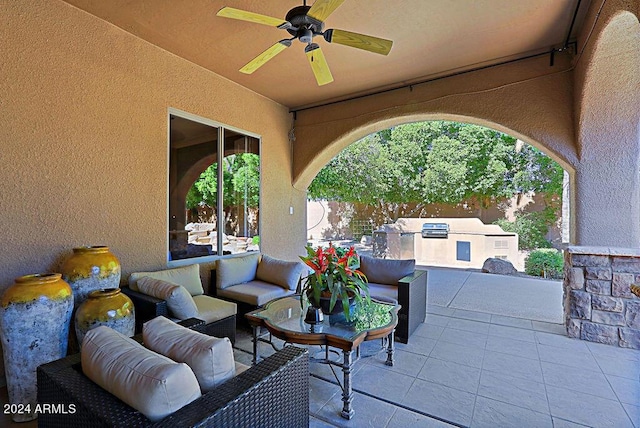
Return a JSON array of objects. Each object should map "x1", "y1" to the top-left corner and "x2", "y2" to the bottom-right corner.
[
  {"x1": 75, "y1": 288, "x2": 135, "y2": 346},
  {"x1": 0, "y1": 273, "x2": 74, "y2": 422},
  {"x1": 61, "y1": 246, "x2": 121, "y2": 307}
]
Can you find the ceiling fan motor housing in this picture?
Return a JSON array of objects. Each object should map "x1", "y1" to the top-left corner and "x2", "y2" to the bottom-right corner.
[{"x1": 285, "y1": 5, "x2": 324, "y2": 42}]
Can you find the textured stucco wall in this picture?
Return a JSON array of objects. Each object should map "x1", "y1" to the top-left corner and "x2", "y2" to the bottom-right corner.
[
  {"x1": 0, "y1": 0, "x2": 307, "y2": 382},
  {"x1": 292, "y1": 53, "x2": 578, "y2": 191},
  {"x1": 572, "y1": 1, "x2": 640, "y2": 247}
]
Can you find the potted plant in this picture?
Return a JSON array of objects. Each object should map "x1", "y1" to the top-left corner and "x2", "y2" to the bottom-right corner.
[{"x1": 299, "y1": 243, "x2": 370, "y2": 319}]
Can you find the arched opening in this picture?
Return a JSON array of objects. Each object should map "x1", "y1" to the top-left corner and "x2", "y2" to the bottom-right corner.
[{"x1": 306, "y1": 119, "x2": 568, "y2": 323}]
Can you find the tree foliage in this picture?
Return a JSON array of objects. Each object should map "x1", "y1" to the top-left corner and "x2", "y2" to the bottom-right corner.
[
  {"x1": 309, "y1": 121, "x2": 563, "y2": 223},
  {"x1": 186, "y1": 153, "x2": 260, "y2": 211},
  {"x1": 525, "y1": 248, "x2": 564, "y2": 279},
  {"x1": 186, "y1": 153, "x2": 260, "y2": 235},
  {"x1": 494, "y1": 208, "x2": 556, "y2": 251}
]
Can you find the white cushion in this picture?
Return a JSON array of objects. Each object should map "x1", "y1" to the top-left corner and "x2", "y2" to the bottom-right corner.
[
  {"x1": 81, "y1": 326, "x2": 201, "y2": 422},
  {"x1": 129, "y1": 264, "x2": 204, "y2": 296},
  {"x1": 137, "y1": 277, "x2": 199, "y2": 320},
  {"x1": 143, "y1": 316, "x2": 235, "y2": 392},
  {"x1": 216, "y1": 280, "x2": 295, "y2": 306},
  {"x1": 216, "y1": 254, "x2": 261, "y2": 289},
  {"x1": 192, "y1": 295, "x2": 237, "y2": 323},
  {"x1": 255, "y1": 255, "x2": 306, "y2": 291}
]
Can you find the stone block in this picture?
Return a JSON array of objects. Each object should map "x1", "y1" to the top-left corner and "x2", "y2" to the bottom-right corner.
[
  {"x1": 619, "y1": 328, "x2": 640, "y2": 350},
  {"x1": 585, "y1": 267, "x2": 612, "y2": 281},
  {"x1": 611, "y1": 256, "x2": 640, "y2": 274},
  {"x1": 591, "y1": 310, "x2": 625, "y2": 326},
  {"x1": 612, "y1": 273, "x2": 634, "y2": 298},
  {"x1": 625, "y1": 301, "x2": 640, "y2": 329},
  {"x1": 569, "y1": 290, "x2": 591, "y2": 320},
  {"x1": 609, "y1": 247, "x2": 640, "y2": 257},
  {"x1": 591, "y1": 295, "x2": 623, "y2": 312},
  {"x1": 585, "y1": 280, "x2": 611, "y2": 295},
  {"x1": 565, "y1": 267, "x2": 584, "y2": 290},
  {"x1": 566, "y1": 319, "x2": 580, "y2": 338},
  {"x1": 570, "y1": 254, "x2": 610, "y2": 267},
  {"x1": 580, "y1": 322, "x2": 619, "y2": 345}
]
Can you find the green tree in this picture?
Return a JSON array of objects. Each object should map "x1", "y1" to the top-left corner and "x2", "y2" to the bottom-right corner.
[
  {"x1": 185, "y1": 153, "x2": 260, "y2": 234},
  {"x1": 310, "y1": 121, "x2": 561, "y2": 224}
]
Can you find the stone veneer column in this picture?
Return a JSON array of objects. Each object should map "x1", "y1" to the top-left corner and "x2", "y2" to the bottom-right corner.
[{"x1": 564, "y1": 246, "x2": 640, "y2": 349}]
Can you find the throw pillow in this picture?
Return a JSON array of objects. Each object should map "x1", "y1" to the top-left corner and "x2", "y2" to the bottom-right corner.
[
  {"x1": 128, "y1": 263, "x2": 204, "y2": 296},
  {"x1": 81, "y1": 326, "x2": 201, "y2": 422},
  {"x1": 359, "y1": 255, "x2": 415, "y2": 285},
  {"x1": 137, "y1": 277, "x2": 199, "y2": 320},
  {"x1": 143, "y1": 316, "x2": 235, "y2": 392},
  {"x1": 215, "y1": 253, "x2": 261, "y2": 289},
  {"x1": 255, "y1": 254, "x2": 305, "y2": 290}
]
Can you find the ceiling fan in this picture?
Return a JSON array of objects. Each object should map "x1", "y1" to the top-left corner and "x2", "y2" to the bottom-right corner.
[{"x1": 217, "y1": 0, "x2": 393, "y2": 86}]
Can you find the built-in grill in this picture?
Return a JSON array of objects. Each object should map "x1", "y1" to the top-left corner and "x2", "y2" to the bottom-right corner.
[{"x1": 421, "y1": 223, "x2": 449, "y2": 238}]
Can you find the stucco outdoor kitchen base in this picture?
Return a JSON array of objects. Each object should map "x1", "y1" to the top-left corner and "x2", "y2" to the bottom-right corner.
[{"x1": 564, "y1": 247, "x2": 640, "y2": 350}]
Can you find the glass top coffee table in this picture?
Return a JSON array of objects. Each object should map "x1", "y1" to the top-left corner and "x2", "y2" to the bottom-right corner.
[{"x1": 246, "y1": 294, "x2": 400, "y2": 419}]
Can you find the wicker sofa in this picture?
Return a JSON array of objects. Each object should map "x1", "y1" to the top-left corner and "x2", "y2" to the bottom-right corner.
[
  {"x1": 209, "y1": 253, "x2": 306, "y2": 318},
  {"x1": 37, "y1": 343, "x2": 309, "y2": 427},
  {"x1": 121, "y1": 264, "x2": 237, "y2": 343},
  {"x1": 121, "y1": 286, "x2": 237, "y2": 344}
]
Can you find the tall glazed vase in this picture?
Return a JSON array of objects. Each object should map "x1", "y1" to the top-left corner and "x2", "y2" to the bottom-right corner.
[
  {"x1": 0, "y1": 273, "x2": 73, "y2": 422},
  {"x1": 60, "y1": 246, "x2": 121, "y2": 308},
  {"x1": 75, "y1": 288, "x2": 135, "y2": 347}
]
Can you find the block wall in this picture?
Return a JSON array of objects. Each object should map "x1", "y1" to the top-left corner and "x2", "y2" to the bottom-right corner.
[{"x1": 564, "y1": 247, "x2": 640, "y2": 349}]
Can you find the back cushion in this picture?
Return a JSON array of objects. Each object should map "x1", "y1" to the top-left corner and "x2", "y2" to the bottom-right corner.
[
  {"x1": 216, "y1": 253, "x2": 260, "y2": 289},
  {"x1": 256, "y1": 255, "x2": 306, "y2": 291},
  {"x1": 137, "y1": 277, "x2": 199, "y2": 320},
  {"x1": 359, "y1": 255, "x2": 415, "y2": 285},
  {"x1": 81, "y1": 326, "x2": 201, "y2": 422},
  {"x1": 129, "y1": 264, "x2": 204, "y2": 296},
  {"x1": 144, "y1": 316, "x2": 235, "y2": 391}
]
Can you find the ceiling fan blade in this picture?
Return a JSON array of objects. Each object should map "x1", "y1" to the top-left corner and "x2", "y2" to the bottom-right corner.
[
  {"x1": 324, "y1": 29, "x2": 393, "y2": 55},
  {"x1": 217, "y1": 7, "x2": 288, "y2": 28},
  {"x1": 240, "y1": 40, "x2": 291, "y2": 74},
  {"x1": 307, "y1": 0, "x2": 345, "y2": 22},
  {"x1": 305, "y1": 45, "x2": 334, "y2": 86}
]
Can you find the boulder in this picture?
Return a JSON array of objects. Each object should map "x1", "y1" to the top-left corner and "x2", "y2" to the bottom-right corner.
[{"x1": 482, "y1": 258, "x2": 517, "y2": 275}]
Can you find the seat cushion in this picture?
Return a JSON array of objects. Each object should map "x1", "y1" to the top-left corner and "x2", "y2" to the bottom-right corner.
[
  {"x1": 216, "y1": 253, "x2": 261, "y2": 289},
  {"x1": 81, "y1": 326, "x2": 201, "y2": 422},
  {"x1": 192, "y1": 295, "x2": 237, "y2": 323},
  {"x1": 216, "y1": 280, "x2": 295, "y2": 306},
  {"x1": 256, "y1": 254, "x2": 306, "y2": 291},
  {"x1": 137, "y1": 277, "x2": 199, "y2": 320},
  {"x1": 129, "y1": 263, "x2": 204, "y2": 296},
  {"x1": 368, "y1": 282, "x2": 399, "y2": 301},
  {"x1": 359, "y1": 255, "x2": 415, "y2": 285},
  {"x1": 143, "y1": 316, "x2": 235, "y2": 392}
]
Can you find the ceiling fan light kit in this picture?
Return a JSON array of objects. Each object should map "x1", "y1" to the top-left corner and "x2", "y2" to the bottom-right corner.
[{"x1": 217, "y1": 0, "x2": 393, "y2": 86}]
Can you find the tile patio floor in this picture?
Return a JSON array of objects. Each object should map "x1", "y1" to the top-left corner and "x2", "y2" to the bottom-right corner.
[
  {"x1": 233, "y1": 269, "x2": 640, "y2": 428},
  {"x1": 1, "y1": 268, "x2": 637, "y2": 427}
]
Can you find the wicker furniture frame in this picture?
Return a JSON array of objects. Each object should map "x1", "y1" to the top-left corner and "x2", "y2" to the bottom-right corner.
[
  {"x1": 121, "y1": 286, "x2": 236, "y2": 344},
  {"x1": 393, "y1": 270, "x2": 428, "y2": 344},
  {"x1": 37, "y1": 345, "x2": 309, "y2": 427}
]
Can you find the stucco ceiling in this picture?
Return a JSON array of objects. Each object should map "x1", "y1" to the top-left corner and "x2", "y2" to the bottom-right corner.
[{"x1": 63, "y1": 0, "x2": 590, "y2": 110}]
